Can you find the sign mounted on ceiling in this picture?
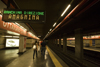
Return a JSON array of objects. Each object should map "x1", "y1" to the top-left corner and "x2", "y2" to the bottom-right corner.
[{"x1": 2, "y1": 9, "x2": 46, "y2": 23}]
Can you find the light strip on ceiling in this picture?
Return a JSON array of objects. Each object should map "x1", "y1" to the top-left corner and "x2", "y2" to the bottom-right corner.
[
  {"x1": 38, "y1": 36, "x2": 41, "y2": 37},
  {"x1": 45, "y1": 4, "x2": 71, "y2": 39},
  {"x1": 2, "y1": 36, "x2": 12, "y2": 37},
  {"x1": 50, "y1": 29, "x2": 52, "y2": 31},
  {"x1": 29, "y1": 32, "x2": 39, "y2": 39},
  {"x1": 15, "y1": 22, "x2": 27, "y2": 31},
  {"x1": 53, "y1": 22, "x2": 57, "y2": 27},
  {"x1": 15, "y1": 22, "x2": 20, "y2": 26},
  {"x1": 61, "y1": 4, "x2": 71, "y2": 17},
  {"x1": 0, "y1": 11, "x2": 1, "y2": 14},
  {"x1": 0, "y1": 14, "x2": 2, "y2": 16},
  {"x1": 7, "y1": 31, "x2": 20, "y2": 35},
  {"x1": 13, "y1": 36, "x2": 19, "y2": 38}
]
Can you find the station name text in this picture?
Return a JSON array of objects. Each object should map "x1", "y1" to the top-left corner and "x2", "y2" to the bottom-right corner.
[{"x1": 3, "y1": 10, "x2": 45, "y2": 20}]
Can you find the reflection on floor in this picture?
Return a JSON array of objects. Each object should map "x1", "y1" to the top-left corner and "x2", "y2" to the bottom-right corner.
[
  {"x1": 0, "y1": 49, "x2": 19, "y2": 67},
  {"x1": 0, "y1": 48, "x2": 55, "y2": 67}
]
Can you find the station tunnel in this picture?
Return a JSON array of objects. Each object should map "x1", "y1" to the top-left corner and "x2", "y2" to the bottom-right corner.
[{"x1": 0, "y1": 0, "x2": 100, "y2": 67}]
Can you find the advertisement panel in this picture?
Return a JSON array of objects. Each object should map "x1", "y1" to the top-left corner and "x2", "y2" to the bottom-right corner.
[{"x1": 6, "y1": 39, "x2": 19, "y2": 47}]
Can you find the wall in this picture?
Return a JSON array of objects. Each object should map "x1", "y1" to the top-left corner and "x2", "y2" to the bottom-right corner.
[
  {"x1": 0, "y1": 0, "x2": 6, "y2": 49},
  {"x1": 57, "y1": 39, "x2": 59, "y2": 44},
  {"x1": 67, "y1": 40, "x2": 75, "y2": 46},
  {"x1": 26, "y1": 39, "x2": 35, "y2": 48},
  {"x1": 83, "y1": 40, "x2": 90, "y2": 47},
  {"x1": 0, "y1": 37, "x2": 5, "y2": 49},
  {"x1": 95, "y1": 40, "x2": 100, "y2": 47},
  {"x1": 67, "y1": 39, "x2": 100, "y2": 47},
  {"x1": 61, "y1": 39, "x2": 63, "y2": 45}
]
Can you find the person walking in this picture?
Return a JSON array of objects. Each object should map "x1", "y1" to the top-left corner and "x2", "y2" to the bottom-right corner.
[
  {"x1": 41, "y1": 40, "x2": 46, "y2": 56},
  {"x1": 33, "y1": 41, "x2": 38, "y2": 59}
]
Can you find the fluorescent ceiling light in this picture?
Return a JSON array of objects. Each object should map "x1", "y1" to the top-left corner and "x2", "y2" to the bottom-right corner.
[
  {"x1": 38, "y1": 36, "x2": 41, "y2": 37},
  {"x1": 15, "y1": 22, "x2": 27, "y2": 31},
  {"x1": 28, "y1": 32, "x2": 37, "y2": 38},
  {"x1": 0, "y1": 11, "x2": 1, "y2": 14},
  {"x1": 2, "y1": 36, "x2": 12, "y2": 37},
  {"x1": 50, "y1": 29, "x2": 52, "y2": 31},
  {"x1": 7, "y1": 31, "x2": 20, "y2": 35},
  {"x1": 2, "y1": 36, "x2": 19, "y2": 38},
  {"x1": 13, "y1": 36, "x2": 19, "y2": 38},
  {"x1": 61, "y1": 4, "x2": 71, "y2": 17},
  {"x1": 53, "y1": 22, "x2": 56, "y2": 27},
  {"x1": 15, "y1": 22, "x2": 20, "y2": 26},
  {"x1": 20, "y1": 26, "x2": 23, "y2": 28},
  {"x1": 0, "y1": 14, "x2": 2, "y2": 16}
]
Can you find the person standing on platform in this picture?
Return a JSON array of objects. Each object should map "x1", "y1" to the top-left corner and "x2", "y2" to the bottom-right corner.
[
  {"x1": 33, "y1": 41, "x2": 38, "y2": 59},
  {"x1": 41, "y1": 40, "x2": 47, "y2": 56}
]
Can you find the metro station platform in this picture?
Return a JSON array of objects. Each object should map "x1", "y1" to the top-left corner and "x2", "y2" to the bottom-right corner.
[{"x1": 0, "y1": 46, "x2": 69, "y2": 67}]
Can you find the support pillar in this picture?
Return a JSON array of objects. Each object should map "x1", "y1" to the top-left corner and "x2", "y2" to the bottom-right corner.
[
  {"x1": 75, "y1": 28, "x2": 83, "y2": 61},
  {"x1": 18, "y1": 36, "x2": 26, "y2": 54},
  {"x1": 59, "y1": 36, "x2": 61, "y2": 49},
  {"x1": 50, "y1": 39, "x2": 52, "y2": 46},
  {"x1": 55, "y1": 39, "x2": 57, "y2": 46},
  {"x1": 53, "y1": 39, "x2": 55, "y2": 46},
  {"x1": 53, "y1": 39, "x2": 55, "y2": 45},
  {"x1": 63, "y1": 34, "x2": 67, "y2": 52},
  {"x1": 52, "y1": 39, "x2": 53, "y2": 45},
  {"x1": 48, "y1": 39, "x2": 50, "y2": 45}
]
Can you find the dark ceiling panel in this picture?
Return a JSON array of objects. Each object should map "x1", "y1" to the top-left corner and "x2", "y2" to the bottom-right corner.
[
  {"x1": 28, "y1": 23, "x2": 44, "y2": 36},
  {"x1": 3, "y1": 0, "x2": 90, "y2": 39},
  {"x1": 14, "y1": 0, "x2": 73, "y2": 39},
  {"x1": 46, "y1": 1, "x2": 100, "y2": 38},
  {"x1": 1, "y1": 0, "x2": 100, "y2": 40},
  {"x1": 15, "y1": 0, "x2": 46, "y2": 10}
]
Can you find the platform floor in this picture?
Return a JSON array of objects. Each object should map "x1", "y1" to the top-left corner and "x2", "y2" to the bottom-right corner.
[
  {"x1": 0, "y1": 49, "x2": 19, "y2": 67},
  {"x1": 0, "y1": 47, "x2": 68, "y2": 67}
]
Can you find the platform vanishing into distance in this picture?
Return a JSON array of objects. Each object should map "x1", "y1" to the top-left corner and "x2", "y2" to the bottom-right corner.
[{"x1": 0, "y1": 46, "x2": 69, "y2": 67}]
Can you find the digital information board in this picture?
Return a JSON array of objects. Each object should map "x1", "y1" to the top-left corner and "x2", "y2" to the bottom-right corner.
[{"x1": 2, "y1": 9, "x2": 46, "y2": 23}]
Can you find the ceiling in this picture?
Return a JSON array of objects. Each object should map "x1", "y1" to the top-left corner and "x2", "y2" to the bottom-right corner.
[
  {"x1": 13, "y1": 0, "x2": 81, "y2": 39},
  {"x1": 1, "y1": 0, "x2": 100, "y2": 39},
  {"x1": 47, "y1": 0, "x2": 100, "y2": 39}
]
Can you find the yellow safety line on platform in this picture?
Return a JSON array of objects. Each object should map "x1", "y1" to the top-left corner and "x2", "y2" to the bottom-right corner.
[{"x1": 46, "y1": 46, "x2": 63, "y2": 67}]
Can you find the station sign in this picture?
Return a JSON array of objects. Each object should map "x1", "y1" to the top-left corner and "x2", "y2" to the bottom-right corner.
[{"x1": 2, "y1": 9, "x2": 46, "y2": 23}]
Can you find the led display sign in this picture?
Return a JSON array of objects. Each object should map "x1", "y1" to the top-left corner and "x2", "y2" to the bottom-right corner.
[{"x1": 2, "y1": 9, "x2": 46, "y2": 23}]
